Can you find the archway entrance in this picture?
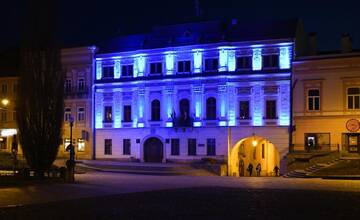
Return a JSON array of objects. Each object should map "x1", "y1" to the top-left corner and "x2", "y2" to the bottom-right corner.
[
  {"x1": 230, "y1": 135, "x2": 280, "y2": 177},
  {"x1": 143, "y1": 137, "x2": 163, "y2": 163}
]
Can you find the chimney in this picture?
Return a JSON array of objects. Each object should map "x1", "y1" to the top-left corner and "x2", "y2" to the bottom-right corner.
[
  {"x1": 341, "y1": 33, "x2": 352, "y2": 53},
  {"x1": 308, "y1": 32, "x2": 317, "y2": 55}
]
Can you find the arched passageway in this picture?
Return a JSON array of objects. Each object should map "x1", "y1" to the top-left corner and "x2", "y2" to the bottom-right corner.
[{"x1": 229, "y1": 135, "x2": 280, "y2": 177}]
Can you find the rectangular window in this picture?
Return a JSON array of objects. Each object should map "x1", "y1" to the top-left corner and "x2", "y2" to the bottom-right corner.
[
  {"x1": 206, "y1": 138, "x2": 216, "y2": 156},
  {"x1": 177, "y1": 61, "x2": 191, "y2": 73},
  {"x1": 102, "y1": 66, "x2": 114, "y2": 78},
  {"x1": 65, "y1": 79, "x2": 71, "y2": 93},
  {"x1": 104, "y1": 139, "x2": 112, "y2": 155},
  {"x1": 123, "y1": 139, "x2": 131, "y2": 155},
  {"x1": 77, "y1": 138, "x2": 85, "y2": 152},
  {"x1": 236, "y1": 57, "x2": 252, "y2": 69},
  {"x1": 123, "y1": 105, "x2": 132, "y2": 122},
  {"x1": 64, "y1": 107, "x2": 71, "y2": 121},
  {"x1": 347, "y1": 87, "x2": 360, "y2": 110},
  {"x1": 171, "y1": 139, "x2": 180, "y2": 155},
  {"x1": 78, "y1": 78, "x2": 85, "y2": 92},
  {"x1": 265, "y1": 100, "x2": 277, "y2": 119},
  {"x1": 308, "y1": 89, "x2": 320, "y2": 111},
  {"x1": 239, "y1": 101, "x2": 250, "y2": 119},
  {"x1": 104, "y1": 106, "x2": 112, "y2": 122},
  {"x1": 262, "y1": 144, "x2": 265, "y2": 159},
  {"x1": 1, "y1": 84, "x2": 7, "y2": 94},
  {"x1": 188, "y1": 138, "x2": 197, "y2": 156},
  {"x1": 150, "y1": 62, "x2": 163, "y2": 74},
  {"x1": 1, "y1": 111, "x2": 6, "y2": 122},
  {"x1": 263, "y1": 55, "x2": 279, "y2": 68},
  {"x1": 77, "y1": 107, "x2": 85, "y2": 121},
  {"x1": 204, "y1": 58, "x2": 218, "y2": 72},
  {"x1": 122, "y1": 65, "x2": 134, "y2": 77}
]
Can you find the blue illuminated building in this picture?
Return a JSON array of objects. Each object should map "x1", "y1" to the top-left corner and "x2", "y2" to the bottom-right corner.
[{"x1": 93, "y1": 19, "x2": 298, "y2": 168}]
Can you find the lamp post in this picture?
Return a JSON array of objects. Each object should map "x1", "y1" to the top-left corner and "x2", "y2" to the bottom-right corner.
[{"x1": 66, "y1": 115, "x2": 75, "y2": 182}]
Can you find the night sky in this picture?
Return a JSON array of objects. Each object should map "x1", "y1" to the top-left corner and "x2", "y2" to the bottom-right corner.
[{"x1": 1, "y1": 0, "x2": 360, "y2": 52}]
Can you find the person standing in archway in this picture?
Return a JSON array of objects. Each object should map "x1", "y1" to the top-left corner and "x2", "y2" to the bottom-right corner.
[
  {"x1": 247, "y1": 163, "x2": 253, "y2": 176},
  {"x1": 256, "y1": 163, "x2": 261, "y2": 176},
  {"x1": 239, "y1": 159, "x2": 244, "y2": 176}
]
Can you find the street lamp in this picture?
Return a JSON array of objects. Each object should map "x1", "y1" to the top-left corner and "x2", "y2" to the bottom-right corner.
[
  {"x1": 1, "y1": 99, "x2": 9, "y2": 107},
  {"x1": 65, "y1": 115, "x2": 75, "y2": 182}
]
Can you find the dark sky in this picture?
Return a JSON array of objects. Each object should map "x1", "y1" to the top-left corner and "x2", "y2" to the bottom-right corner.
[{"x1": 1, "y1": 0, "x2": 360, "y2": 52}]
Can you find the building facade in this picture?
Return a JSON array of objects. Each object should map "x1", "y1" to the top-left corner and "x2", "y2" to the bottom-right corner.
[
  {"x1": 0, "y1": 47, "x2": 96, "y2": 160},
  {"x1": 94, "y1": 20, "x2": 297, "y2": 176},
  {"x1": 292, "y1": 52, "x2": 360, "y2": 155}
]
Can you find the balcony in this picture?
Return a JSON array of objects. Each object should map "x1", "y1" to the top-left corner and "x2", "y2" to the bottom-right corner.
[
  {"x1": 64, "y1": 86, "x2": 89, "y2": 98},
  {"x1": 172, "y1": 116, "x2": 193, "y2": 128}
]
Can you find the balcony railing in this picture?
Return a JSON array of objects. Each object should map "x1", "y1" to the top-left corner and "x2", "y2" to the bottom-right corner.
[
  {"x1": 172, "y1": 116, "x2": 193, "y2": 128},
  {"x1": 64, "y1": 86, "x2": 89, "y2": 98}
]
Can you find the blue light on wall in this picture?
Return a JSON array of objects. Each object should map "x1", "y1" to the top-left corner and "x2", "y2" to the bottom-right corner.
[
  {"x1": 114, "y1": 93, "x2": 122, "y2": 128},
  {"x1": 95, "y1": 92, "x2": 103, "y2": 128},
  {"x1": 252, "y1": 85, "x2": 263, "y2": 126},
  {"x1": 96, "y1": 61, "x2": 102, "y2": 80},
  {"x1": 219, "y1": 121, "x2": 227, "y2": 126},
  {"x1": 114, "y1": 59, "x2": 121, "y2": 79},
  {"x1": 165, "y1": 52, "x2": 175, "y2": 75},
  {"x1": 279, "y1": 84, "x2": 290, "y2": 126},
  {"x1": 252, "y1": 48, "x2": 262, "y2": 71},
  {"x1": 137, "y1": 122, "x2": 144, "y2": 128},
  {"x1": 279, "y1": 47, "x2": 291, "y2": 69},
  {"x1": 166, "y1": 122, "x2": 173, "y2": 127},
  {"x1": 218, "y1": 49, "x2": 228, "y2": 72},
  {"x1": 228, "y1": 109, "x2": 236, "y2": 126},
  {"x1": 193, "y1": 121, "x2": 202, "y2": 127},
  {"x1": 134, "y1": 55, "x2": 146, "y2": 77},
  {"x1": 193, "y1": 49, "x2": 202, "y2": 73},
  {"x1": 227, "y1": 50, "x2": 236, "y2": 72},
  {"x1": 195, "y1": 101, "x2": 201, "y2": 118}
]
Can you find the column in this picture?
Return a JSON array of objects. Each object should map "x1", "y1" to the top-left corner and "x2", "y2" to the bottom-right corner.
[
  {"x1": 95, "y1": 91, "x2": 103, "y2": 128},
  {"x1": 218, "y1": 84, "x2": 227, "y2": 126},
  {"x1": 113, "y1": 91, "x2": 122, "y2": 128},
  {"x1": 192, "y1": 84, "x2": 203, "y2": 127},
  {"x1": 163, "y1": 86, "x2": 174, "y2": 127},
  {"x1": 279, "y1": 83, "x2": 290, "y2": 126},
  {"x1": 137, "y1": 87, "x2": 145, "y2": 127},
  {"x1": 96, "y1": 60, "x2": 102, "y2": 80},
  {"x1": 114, "y1": 59, "x2": 121, "y2": 79},
  {"x1": 252, "y1": 48, "x2": 262, "y2": 71},
  {"x1": 252, "y1": 84, "x2": 264, "y2": 126},
  {"x1": 227, "y1": 85, "x2": 236, "y2": 126}
]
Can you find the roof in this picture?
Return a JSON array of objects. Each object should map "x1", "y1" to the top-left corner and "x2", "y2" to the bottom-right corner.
[{"x1": 98, "y1": 18, "x2": 299, "y2": 53}]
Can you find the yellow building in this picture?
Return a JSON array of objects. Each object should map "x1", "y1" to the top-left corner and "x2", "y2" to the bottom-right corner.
[
  {"x1": 0, "y1": 46, "x2": 96, "y2": 160},
  {"x1": 292, "y1": 49, "x2": 360, "y2": 155}
]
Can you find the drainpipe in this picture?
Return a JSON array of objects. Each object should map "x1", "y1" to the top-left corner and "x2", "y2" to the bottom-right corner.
[
  {"x1": 227, "y1": 126, "x2": 231, "y2": 176},
  {"x1": 289, "y1": 78, "x2": 298, "y2": 153}
]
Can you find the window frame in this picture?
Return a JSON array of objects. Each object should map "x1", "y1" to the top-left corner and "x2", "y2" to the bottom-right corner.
[
  {"x1": 122, "y1": 65, "x2": 134, "y2": 77},
  {"x1": 104, "y1": 139, "x2": 112, "y2": 155},
  {"x1": 123, "y1": 139, "x2": 131, "y2": 155},
  {"x1": 77, "y1": 107, "x2": 85, "y2": 122},
  {"x1": 204, "y1": 58, "x2": 219, "y2": 72},
  {"x1": 187, "y1": 138, "x2": 197, "y2": 156},
  {"x1": 177, "y1": 60, "x2": 191, "y2": 74},
  {"x1": 104, "y1": 106, "x2": 113, "y2": 122},
  {"x1": 171, "y1": 138, "x2": 180, "y2": 156},
  {"x1": 347, "y1": 87, "x2": 360, "y2": 110},
  {"x1": 151, "y1": 99, "x2": 161, "y2": 121},
  {"x1": 102, "y1": 66, "x2": 114, "y2": 79},
  {"x1": 149, "y1": 62, "x2": 163, "y2": 75},
  {"x1": 123, "y1": 105, "x2": 132, "y2": 122},
  {"x1": 307, "y1": 88, "x2": 320, "y2": 111},
  {"x1": 206, "y1": 138, "x2": 216, "y2": 156},
  {"x1": 265, "y1": 99, "x2": 277, "y2": 119}
]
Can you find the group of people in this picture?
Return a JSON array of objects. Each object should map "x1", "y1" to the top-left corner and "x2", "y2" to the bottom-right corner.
[{"x1": 246, "y1": 163, "x2": 280, "y2": 177}]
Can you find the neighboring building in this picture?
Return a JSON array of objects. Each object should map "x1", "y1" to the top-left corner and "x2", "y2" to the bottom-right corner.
[
  {"x1": 59, "y1": 47, "x2": 96, "y2": 159},
  {"x1": 0, "y1": 46, "x2": 96, "y2": 159},
  {"x1": 292, "y1": 40, "x2": 360, "y2": 155},
  {"x1": 94, "y1": 19, "x2": 301, "y2": 176}
]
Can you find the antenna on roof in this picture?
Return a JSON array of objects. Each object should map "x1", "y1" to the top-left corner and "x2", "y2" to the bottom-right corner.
[{"x1": 195, "y1": 0, "x2": 201, "y2": 18}]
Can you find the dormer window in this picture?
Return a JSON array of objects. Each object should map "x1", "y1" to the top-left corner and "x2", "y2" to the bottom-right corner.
[
  {"x1": 102, "y1": 66, "x2": 114, "y2": 79},
  {"x1": 150, "y1": 62, "x2": 163, "y2": 75},
  {"x1": 204, "y1": 58, "x2": 218, "y2": 72}
]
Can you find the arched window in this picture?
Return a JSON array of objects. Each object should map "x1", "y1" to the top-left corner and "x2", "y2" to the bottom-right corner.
[
  {"x1": 151, "y1": 99, "x2": 161, "y2": 121},
  {"x1": 206, "y1": 97, "x2": 216, "y2": 120},
  {"x1": 179, "y1": 99, "x2": 190, "y2": 121}
]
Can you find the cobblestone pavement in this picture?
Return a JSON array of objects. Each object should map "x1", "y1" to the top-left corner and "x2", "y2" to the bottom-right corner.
[{"x1": 1, "y1": 171, "x2": 360, "y2": 208}]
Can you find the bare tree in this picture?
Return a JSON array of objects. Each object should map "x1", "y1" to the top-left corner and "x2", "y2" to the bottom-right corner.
[{"x1": 17, "y1": 0, "x2": 64, "y2": 177}]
